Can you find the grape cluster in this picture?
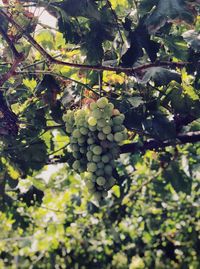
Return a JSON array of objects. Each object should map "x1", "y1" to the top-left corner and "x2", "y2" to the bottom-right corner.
[{"x1": 63, "y1": 97, "x2": 127, "y2": 201}]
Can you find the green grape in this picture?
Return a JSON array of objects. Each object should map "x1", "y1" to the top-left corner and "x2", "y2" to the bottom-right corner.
[
  {"x1": 72, "y1": 160, "x2": 80, "y2": 171},
  {"x1": 102, "y1": 125, "x2": 111, "y2": 135},
  {"x1": 87, "y1": 137, "x2": 95, "y2": 145},
  {"x1": 96, "y1": 176, "x2": 106, "y2": 186},
  {"x1": 89, "y1": 125, "x2": 97, "y2": 131},
  {"x1": 104, "y1": 164, "x2": 113, "y2": 175},
  {"x1": 102, "y1": 155, "x2": 110, "y2": 163},
  {"x1": 111, "y1": 148, "x2": 119, "y2": 158},
  {"x1": 91, "y1": 109, "x2": 102, "y2": 119},
  {"x1": 92, "y1": 155, "x2": 101, "y2": 163},
  {"x1": 72, "y1": 129, "x2": 81, "y2": 138},
  {"x1": 64, "y1": 100, "x2": 127, "y2": 197},
  {"x1": 71, "y1": 144, "x2": 79, "y2": 151},
  {"x1": 106, "y1": 177, "x2": 116, "y2": 189},
  {"x1": 96, "y1": 97, "x2": 108, "y2": 109},
  {"x1": 97, "y1": 118, "x2": 107, "y2": 128},
  {"x1": 70, "y1": 137, "x2": 78, "y2": 144},
  {"x1": 86, "y1": 151, "x2": 93, "y2": 161},
  {"x1": 113, "y1": 125, "x2": 124, "y2": 132},
  {"x1": 98, "y1": 132, "x2": 106, "y2": 140},
  {"x1": 87, "y1": 162, "x2": 97, "y2": 172},
  {"x1": 88, "y1": 116, "x2": 97, "y2": 126},
  {"x1": 65, "y1": 126, "x2": 73, "y2": 133},
  {"x1": 80, "y1": 147, "x2": 87, "y2": 154},
  {"x1": 72, "y1": 152, "x2": 81, "y2": 159},
  {"x1": 90, "y1": 102, "x2": 98, "y2": 110},
  {"x1": 92, "y1": 145, "x2": 102, "y2": 155},
  {"x1": 113, "y1": 115, "x2": 125, "y2": 125},
  {"x1": 80, "y1": 127, "x2": 88, "y2": 135},
  {"x1": 78, "y1": 136, "x2": 86, "y2": 144},
  {"x1": 95, "y1": 169, "x2": 104, "y2": 176},
  {"x1": 97, "y1": 162, "x2": 104, "y2": 169},
  {"x1": 107, "y1": 133, "x2": 114, "y2": 141},
  {"x1": 102, "y1": 191, "x2": 108, "y2": 198},
  {"x1": 114, "y1": 132, "x2": 124, "y2": 142}
]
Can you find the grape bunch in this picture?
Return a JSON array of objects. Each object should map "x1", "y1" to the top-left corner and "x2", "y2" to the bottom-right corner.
[{"x1": 63, "y1": 97, "x2": 127, "y2": 201}]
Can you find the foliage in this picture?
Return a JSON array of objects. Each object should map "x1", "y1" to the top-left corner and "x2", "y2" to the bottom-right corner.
[{"x1": 0, "y1": 0, "x2": 200, "y2": 268}]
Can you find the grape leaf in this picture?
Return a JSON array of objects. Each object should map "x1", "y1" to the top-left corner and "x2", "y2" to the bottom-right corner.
[{"x1": 145, "y1": 0, "x2": 196, "y2": 34}]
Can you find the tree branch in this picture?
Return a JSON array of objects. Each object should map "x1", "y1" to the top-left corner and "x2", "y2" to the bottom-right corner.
[
  {"x1": 0, "y1": 9, "x2": 190, "y2": 75},
  {"x1": 120, "y1": 131, "x2": 200, "y2": 154}
]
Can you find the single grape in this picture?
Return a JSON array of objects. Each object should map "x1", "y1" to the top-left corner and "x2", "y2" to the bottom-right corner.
[
  {"x1": 89, "y1": 125, "x2": 97, "y2": 131},
  {"x1": 87, "y1": 137, "x2": 95, "y2": 145},
  {"x1": 102, "y1": 191, "x2": 108, "y2": 198},
  {"x1": 113, "y1": 115, "x2": 125, "y2": 125},
  {"x1": 72, "y1": 129, "x2": 81, "y2": 138},
  {"x1": 98, "y1": 132, "x2": 106, "y2": 140},
  {"x1": 86, "y1": 151, "x2": 93, "y2": 161},
  {"x1": 96, "y1": 176, "x2": 106, "y2": 186},
  {"x1": 114, "y1": 132, "x2": 124, "y2": 143},
  {"x1": 88, "y1": 116, "x2": 97, "y2": 126},
  {"x1": 91, "y1": 109, "x2": 102, "y2": 119},
  {"x1": 92, "y1": 145, "x2": 102, "y2": 155},
  {"x1": 80, "y1": 147, "x2": 87, "y2": 154},
  {"x1": 95, "y1": 169, "x2": 104, "y2": 176},
  {"x1": 72, "y1": 160, "x2": 80, "y2": 171},
  {"x1": 80, "y1": 127, "x2": 88, "y2": 135},
  {"x1": 78, "y1": 136, "x2": 86, "y2": 144},
  {"x1": 87, "y1": 162, "x2": 97, "y2": 172},
  {"x1": 104, "y1": 164, "x2": 113, "y2": 175},
  {"x1": 96, "y1": 97, "x2": 108, "y2": 109},
  {"x1": 107, "y1": 133, "x2": 114, "y2": 141},
  {"x1": 102, "y1": 125, "x2": 111, "y2": 135},
  {"x1": 90, "y1": 102, "x2": 98, "y2": 110},
  {"x1": 92, "y1": 155, "x2": 101, "y2": 163},
  {"x1": 102, "y1": 155, "x2": 110, "y2": 163},
  {"x1": 72, "y1": 152, "x2": 81, "y2": 159},
  {"x1": 71, "y1": 144, "x2": 79, "y2": 151},
  {"x1": 113, "y1": 125, "x2": 124, "y2": 132},
  {"x1": 97, "y1": 118, "x2": 107, "y2": 128},
  {"x1": 97, "y1": 162, "x2": 104, "y2": 169}
]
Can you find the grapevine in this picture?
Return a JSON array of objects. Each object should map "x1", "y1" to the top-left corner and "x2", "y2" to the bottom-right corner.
[{"x1": 63, "y1": 97, "x2": 127, "y2": 201}]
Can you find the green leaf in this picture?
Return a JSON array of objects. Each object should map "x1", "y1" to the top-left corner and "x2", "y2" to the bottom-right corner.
[
  {"x1": 163, "y1": 162, "x2": 192, "y2": 194},
  {"x1": 52, "y1": 0, "x2": 101, "y2": 19},
  {"x1": 35, "y1": 30, "x2": 54, "y2": 50},
  {"x1": 183, "y1": 30, "x2": 200, "y2": 52},
  {"x1": 142, "y1": 112, "x2": 176, "y2": 139},
  {"x1": 140, "y1": 67, "x2": 181, "y2": 86},
  {"x1": 145, "y1": 0, "x2": 196, "y2": 34}
]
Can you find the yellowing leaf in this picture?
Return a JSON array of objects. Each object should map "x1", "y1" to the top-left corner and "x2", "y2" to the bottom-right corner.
[
  {"x1": 110, "y1": 0, "x2": 129, "y2": 9},
  {"x1": 103, "y1": 71, "x2": 125, "y2": 85}
]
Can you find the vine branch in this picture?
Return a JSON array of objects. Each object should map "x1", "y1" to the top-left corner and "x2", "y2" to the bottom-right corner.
[
  {"x1": 0, "y1": 9, "x2": 190, "y2": 76},
  {"x1": 120, "y1": 131, "x2": 200, "y2": 154}
]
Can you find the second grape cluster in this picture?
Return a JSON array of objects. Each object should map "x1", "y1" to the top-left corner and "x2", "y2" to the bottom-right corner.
[{"x1": 63, "y1": 97, "x2": 127, "y2": 201}]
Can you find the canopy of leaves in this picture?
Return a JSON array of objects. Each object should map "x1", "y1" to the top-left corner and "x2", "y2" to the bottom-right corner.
[{"x1": 0, "y1": 0, "x2": 200, "y2": 268}]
